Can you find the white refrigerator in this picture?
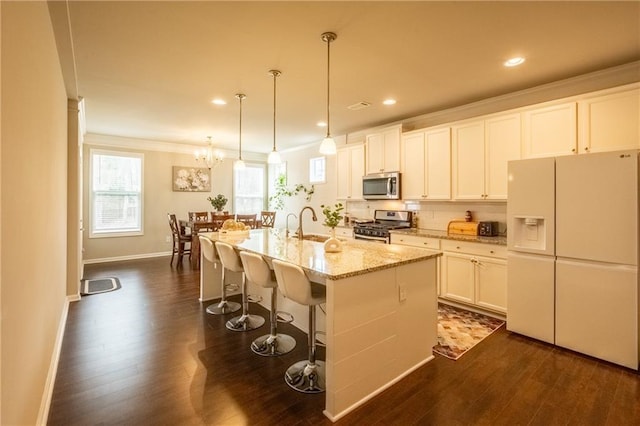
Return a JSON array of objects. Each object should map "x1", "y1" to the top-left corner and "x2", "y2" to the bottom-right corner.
[{"x1": 507, "y1": 150, "x2": 639, "y2": 370}]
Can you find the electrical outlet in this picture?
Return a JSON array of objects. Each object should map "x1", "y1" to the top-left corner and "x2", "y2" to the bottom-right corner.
[
  {"x1": 165, "y1": 235, "x2": 171, "y2": 243},
  {"x1": 398, "y1": 285, "x2": 407, "y2": 302}
]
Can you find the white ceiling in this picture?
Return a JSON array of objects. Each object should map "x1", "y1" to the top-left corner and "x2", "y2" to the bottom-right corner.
[{"x1": 59, "y1": 1, "x2": 640, "y2": 154}]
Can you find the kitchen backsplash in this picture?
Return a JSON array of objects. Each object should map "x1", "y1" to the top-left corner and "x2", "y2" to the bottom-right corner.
[{"x1": 343, "y1": 200, "x2": 507, "y2": 235}]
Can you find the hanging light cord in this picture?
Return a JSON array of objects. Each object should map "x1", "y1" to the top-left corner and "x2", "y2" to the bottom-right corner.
[
  {"x1": 272, "y1": 71, "x2": 278, "y2": 151},
  {"x1": 325, "y1": 35, "x2": 331, "y2": 138},
  {"x1": 237, "y1": 94, "x2": 244, "y2": 160}
]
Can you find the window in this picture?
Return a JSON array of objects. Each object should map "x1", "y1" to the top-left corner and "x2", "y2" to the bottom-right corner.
[
  {"x1": 234, "y1": 163, "x2": 265, "y2": 214},
  {"x1": 90, "y1": 149, "x2": 143, "y2": 237},
  {"x1": 309, "y1": 156, "x2": 326, "y2": 183}
]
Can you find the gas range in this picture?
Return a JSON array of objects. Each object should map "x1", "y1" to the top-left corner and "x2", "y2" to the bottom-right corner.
[{"x1": 353, "y1": 210, "x2": 413, "y2": 243}]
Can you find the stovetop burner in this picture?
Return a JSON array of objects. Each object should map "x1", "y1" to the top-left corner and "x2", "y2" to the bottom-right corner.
[{"x1": 353, "y1": 210, "x2": 413, "y2": 242}]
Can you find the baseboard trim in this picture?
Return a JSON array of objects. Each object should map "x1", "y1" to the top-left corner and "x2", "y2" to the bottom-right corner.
[
  {"x1": 83, "y1": 251, "x2": 171, "y2": 265},
  {"x1": 36, "y1": 296, "x2": 72, "y2": 425}
]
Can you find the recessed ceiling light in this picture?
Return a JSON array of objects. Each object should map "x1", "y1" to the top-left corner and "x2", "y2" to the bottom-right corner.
[
  {"x1": 317, "y1": 121, "x2": 327, "y2": 127},
  {"x1": 383, "y1": 99, "x2": 397, "y2": 106},
  {"x1": 504, "y1": 57, "x2": 525, "y2": 67},
  {"x1": 211, "y1": 99, "x2": 226, "y2": 105}
]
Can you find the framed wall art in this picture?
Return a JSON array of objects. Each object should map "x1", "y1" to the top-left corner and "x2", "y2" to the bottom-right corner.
[{"x1": 172, "y1": 166, "x2": 211, "y2": 192}]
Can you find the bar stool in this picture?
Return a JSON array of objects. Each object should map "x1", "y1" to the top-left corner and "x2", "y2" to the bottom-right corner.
[
  {"x1": 239, "y1": 251, "x2": 296, "y2": 356},
  {"x1": 201, "y1": 237, "x2": 240, "y2": 315},
  {"x1": 272, "y1": 259, "x2": 326, "y2": 394},
  {"x1": 215, "y1": 242, "x2": 265, "y2": 332}
]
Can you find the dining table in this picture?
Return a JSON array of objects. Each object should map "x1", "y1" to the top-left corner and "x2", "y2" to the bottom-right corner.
[{"x1": 179, "y1": 219, "x2": 216, "y2": 268}]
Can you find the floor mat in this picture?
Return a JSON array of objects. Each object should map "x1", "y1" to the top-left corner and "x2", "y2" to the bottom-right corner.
[
  {"x1": 433, "y1": 303, "x2": 505, "y2": 360},
  {"x1": 80, "y1": 277, "x2": 121, "y2": 296}
]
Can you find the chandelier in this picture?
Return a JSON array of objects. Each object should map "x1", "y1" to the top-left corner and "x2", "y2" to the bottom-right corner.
[{"x1": 195, "y1": 136, "x2": 224, "y2": 169}]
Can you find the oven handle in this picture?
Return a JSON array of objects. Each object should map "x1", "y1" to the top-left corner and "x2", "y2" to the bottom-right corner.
[{"x1": 354, "y1": 234, "x2": 388, "y2": 243}]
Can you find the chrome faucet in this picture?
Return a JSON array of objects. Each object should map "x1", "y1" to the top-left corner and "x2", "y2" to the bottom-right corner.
[
  {"x1": 297, "y1": 206, "x2": 317, "y2": 240},
  {"x1": 286, "y1": 213, "x2": 297, "y2": 238}
]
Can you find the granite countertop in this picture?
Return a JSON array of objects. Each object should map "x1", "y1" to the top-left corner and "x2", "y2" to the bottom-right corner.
[
  {"x1": 201, "y1": 228, "x2": 440, "y2": 280},
  {"x1": 390, "y1": 228, "x2": 507, "y2": 246}
]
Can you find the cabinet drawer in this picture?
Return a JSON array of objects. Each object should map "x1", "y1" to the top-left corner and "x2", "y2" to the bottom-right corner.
[
  {"x1": 441, "y1": 240, "x2": 506, "y2": 258},
  {"x1": 335, "y1": 227, "x2": 354, "y2": 238},
  {"x1": 390, "y1": 234, "x2": 441, "y2": 250}
]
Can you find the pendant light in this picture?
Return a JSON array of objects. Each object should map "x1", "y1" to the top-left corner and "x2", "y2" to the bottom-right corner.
[
  {"x1": 234, "y1": 93, "x2": 246, "y2": 171},
  {"x1": 267, "y1": 70, "x2": 282, "y2": 164},
  {"x1": 319, "y1": 31, "x2": 337, "y2": 155}
]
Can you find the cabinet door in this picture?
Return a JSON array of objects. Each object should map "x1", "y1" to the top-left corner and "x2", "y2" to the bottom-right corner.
[
  {"x1": 350, "y1": 145, "x2": 365, "y2": 199},
  {"x1": 366, "y1": 133, "x2": 385, "y2": 174},
  {"x1": 579, "y1": 88, "x2": 640, "y2": 153},
  {"x1": 401, "y1": 132, "x2": 426, "y2": 199},
  {"x1": 441, "y1": 252, "x2": 474, "y2": 304},
  {"x1": 383, "y1": 128, "x2": 401, "y2": 172},
  {"x1": 336, "y1": 148, "x2": 351, "y2": 199},
  {"x1": 474, "y1": 255, "x2": 507, "y2": 313},
  {"x1": 452, "y1": 120, "x2": 485, "y2": 200},
  {"x1": 485, "y1": 114, "x2": 521, "y2": 200},
  {"x1": 425, "y1": 127, "x2": 451, "y2": 200},
  {"x1": 522, "y1": 102, "x2": 577, "y2": 158}
]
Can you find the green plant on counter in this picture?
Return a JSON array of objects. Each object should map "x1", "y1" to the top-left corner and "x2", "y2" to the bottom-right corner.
[
  {"x1": 320, "y1": 202, "x2": 344, "y2": 228},
  {"x1": 207, "y1": 193, "x2": 228, "y2": 211},
  {"x1": 269, "y1": 173, "x2": 315, "y2": 210}
]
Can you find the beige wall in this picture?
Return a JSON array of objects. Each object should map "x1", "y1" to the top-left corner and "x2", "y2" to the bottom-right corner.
[
  {"x1": 82, "y1": 141, "x2": 235, "y2": 261},
  {"x1": 1, "y1": 2, "x2": 68, "y2": 425}
]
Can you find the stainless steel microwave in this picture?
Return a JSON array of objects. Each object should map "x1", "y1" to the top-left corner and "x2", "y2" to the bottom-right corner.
[{"x1": 362, "y1": 172, "x2": 401, "y2": 200}]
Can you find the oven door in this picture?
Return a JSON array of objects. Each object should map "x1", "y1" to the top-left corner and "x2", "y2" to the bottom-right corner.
[{"x1": 353, "y1": 233, "x2": 389, "y2": 243}]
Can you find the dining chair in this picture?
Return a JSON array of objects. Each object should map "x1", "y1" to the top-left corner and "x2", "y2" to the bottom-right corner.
[
  {"x1": 189, "y1": 211, "x2": 210, "y2": 222},
  {"x1": 236, "y1": 214, "x2": 257, "y2": 229},
  {"x1": 211, "y1": 214, "x2": 233, "y2": 231},
  {"x1": 260, "y1": 211, "x2": 276, "y2": 228},
  {"x1": 168, "y1": 213, "x2": 191, "y2": 266}
]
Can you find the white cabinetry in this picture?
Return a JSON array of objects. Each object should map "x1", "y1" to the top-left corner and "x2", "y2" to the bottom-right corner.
[
  {"x1": 390, "y1": 233, "x2": 441, "y2": 293},
  {"x1": 440, "y1": 240, "x2": 507, "y2": 314},
  {"x1": 366, "y1": 125, "x2": 401, "y2": 174},
  {"x1": 336, "y1": 144, "x2": 365, "y2": 200},
  {"x1": 522, "y1": 102, "x2": 577, "y2": 158},
  {"x1": 401, "y1": 127, "x2": 451, "y2": 200},
  {"x1": 452, "y1": 113, "x2": 520, "y2": 200},
  {"x1": 578, "y1": 87, "x2": 640, "y2": 153}
]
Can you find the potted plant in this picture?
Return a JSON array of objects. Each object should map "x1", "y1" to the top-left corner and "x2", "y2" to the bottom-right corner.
[
  {"x1": 207, "y1": 194, "x2": 228, "y2": 213},
  {"x1": 320, "y1": 202, "x2": 344, "y2": 252}
]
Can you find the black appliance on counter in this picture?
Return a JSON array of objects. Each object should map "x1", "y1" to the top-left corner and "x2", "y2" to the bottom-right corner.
[{"x1": 353, "y1": 210, "x2": 413, "y2": 243}]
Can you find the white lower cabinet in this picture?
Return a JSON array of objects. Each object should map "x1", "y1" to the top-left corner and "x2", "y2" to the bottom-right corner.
[
  {"x1": 390, "y1": 234, "x2": 441, "y2": 294},
  {"x1": 440, "y1": 240, "x2": 507, "y2": 314}
]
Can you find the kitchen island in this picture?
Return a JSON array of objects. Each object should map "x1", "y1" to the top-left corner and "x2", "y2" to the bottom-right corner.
[{"x1": 199, "y1": 228, "x2": 440, "y2": 421}]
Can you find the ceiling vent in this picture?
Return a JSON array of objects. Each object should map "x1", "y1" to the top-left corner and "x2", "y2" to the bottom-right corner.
[{"x1": 347, "y1": 101, "x2": 372, "y2": 111}]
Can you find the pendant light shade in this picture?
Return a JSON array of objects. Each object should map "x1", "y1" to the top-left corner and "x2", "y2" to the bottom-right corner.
[
  {"x1": 234, "y1": 93, "x2": 246, "y2": 171},
  {"x1": 268, "y1": 69, "x2": 282, "y2": 164},
  {"x1": 319, "y1": 32, "x2": 337, "y2": 155}
]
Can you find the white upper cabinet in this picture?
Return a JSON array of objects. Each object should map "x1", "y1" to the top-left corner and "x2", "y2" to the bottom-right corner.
[
  {"x1": 366, "y1": 125, "x2": 401, "y2": 174},
  {"x1": 485, "y1": 113, "x2": 521, "y2": 199},
  {"x1": 578, "y1": 86, "x2": 640, "y2": 154},
  {"x1": 336, "y1": 144, "x2": 365, "y2": 200},
  {"x1": 522, "y1": 102, "x2": 577, "y2": 158},
  {"x1": 453, "y1": 113, "x2": 520, "y2": 200},
  {"x1": 401, "y1": 127, "x2": 451, "y2": 200}
]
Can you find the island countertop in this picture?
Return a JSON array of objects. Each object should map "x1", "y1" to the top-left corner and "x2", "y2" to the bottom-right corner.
[{"x1": 200, "y1": 228, "x2": 440, "y2": 280}]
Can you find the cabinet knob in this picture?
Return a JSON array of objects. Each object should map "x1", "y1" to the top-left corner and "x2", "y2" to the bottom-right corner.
[
  {"x1": 584, "y1": 147, "x2": 589, "y2": 152},
  {"x1": 572, "y1": 148, "x2": 576, "y2": 152},
  {"x1": 490, "y1": 250, "x2": 494, "y2": 254}
]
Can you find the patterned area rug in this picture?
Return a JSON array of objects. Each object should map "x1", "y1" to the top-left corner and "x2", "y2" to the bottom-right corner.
[
  {"x1": 433, "y1": 303, "x2": 505, "y2": 360},
  {"x1": 80, "y1": 277, "x2": 121, "y2": 296}
]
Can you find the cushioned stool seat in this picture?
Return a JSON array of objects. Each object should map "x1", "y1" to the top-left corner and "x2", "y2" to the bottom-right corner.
[{"x1": 272, "y1": 259, "x2": 326, "y2": 393}]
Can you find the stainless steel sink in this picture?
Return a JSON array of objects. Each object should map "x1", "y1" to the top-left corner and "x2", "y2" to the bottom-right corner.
[{"x1": 291, "y1": 234, "x2": 330, "y2": 243}]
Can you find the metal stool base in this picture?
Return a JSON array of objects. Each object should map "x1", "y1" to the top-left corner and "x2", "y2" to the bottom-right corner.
[
  {"x1": 226, "y1": 314, "x2": 265, "y2": 332},
  {"x1": 251, "y1": 333, "x2": 296, "y2": 356},
  {"x1": 206, "y1": 300, "x2": 241, "y2": 315},
  {"x1": 284, "y1": 360, "x2": 326, "y2": 393}
]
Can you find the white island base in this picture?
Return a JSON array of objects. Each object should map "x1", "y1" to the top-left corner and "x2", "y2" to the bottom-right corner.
[{"x1": 199, "y1": 230, "x2": 438, "y2": 421}]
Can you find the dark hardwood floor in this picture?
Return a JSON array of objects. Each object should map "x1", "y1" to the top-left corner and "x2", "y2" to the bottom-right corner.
[{"x1": 48, "y1": 257, "x2": 640, "y2": 425}]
